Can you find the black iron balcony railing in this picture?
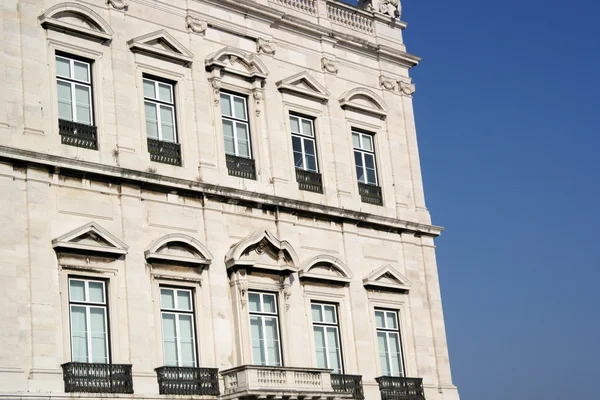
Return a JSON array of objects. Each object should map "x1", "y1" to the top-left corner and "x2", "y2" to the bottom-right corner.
[
  {"x1": 296, "y1": 169, "x2": 323, "y2": 193},
  {"x1": 331, "y1": 373, "x2": 364, "y2": 399},
  {"x1": 358, "y1": 182, "x2": 383, "y2": 206},
  {"x1": 375, "y1": 376, "x2": 425, "y2": 400},
  {"x1": 61, "y1": 362, "x2": 133, "y2": 394},
  {"x1": 147, "y1": 138, "x2": 182, "y2": 166},
  {"x1": 226, "y1": 154, "x2": 256, "y2": 180},
  {"x1": 155, "y1": 366, "x2": 220, "y2": 396},
  {"x1": 58, "y1": 119, "x2": 98, "y2": 150}
]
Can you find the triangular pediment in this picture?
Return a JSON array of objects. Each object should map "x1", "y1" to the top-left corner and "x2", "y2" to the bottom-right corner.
[
  {"x1": 339, "y1": 87, "x2": 388, "y2": 118},
  {"x1": 276, "y1": 72, "x2": 330, "y2": 102},
  {"x1": 127, "y1": 30, "x2": 193, "y2": 66},
  {"x1": 145, "y1": 234, "x2": 213, "y2": 267},
  {"x1": 363, "y1": 264, "x2": 412, "y2": 292},
  {"x1": 39, "y1": 2, "x2": 113, "y2": 43},
  {"x1": 299, "y1": 255, "x2": 353, "y2": 284},
  {"x1": 52, "y1": 222, "x2": 128, "y2": 257}
]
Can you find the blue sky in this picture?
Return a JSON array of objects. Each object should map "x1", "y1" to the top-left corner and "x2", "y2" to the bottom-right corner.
[{"x1": 346, "y1": 0, "x2": 600, "y2": 398}]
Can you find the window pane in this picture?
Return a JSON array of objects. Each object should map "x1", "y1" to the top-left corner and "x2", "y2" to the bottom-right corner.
[
  {"x1": 160, "y1": 106, "x2": 175, "y2": 142},
  {"x1": 356, "y1": 166, "x2": 365, "y2": 183},
  {"x1": 377, "y1": 332, "x2": 390, "y2": 376},
  {"x1": 294, "y1": 151, "x2": 304, "y2": 169},
  {"x1": 223, "y1": 119, "x2": 235, "y2": 155},
  {"x1": 323, "y1": 305, "x2": 336, "y2": 323},
  {"x1": 145, "y1": 102, "x2": 159, "y2": 139},
  {"x1": 90, "y1": 308, "x2": 107, "y2": 363},
  {"x1": 177, "y1": 291, "x2": 191, "y2": 311},
  {"x1": 57, "y1": 81, "x2": 73, "y2": 121},
  {"x1": 364, "y1": 154, "x2": 375, "y2": 169},
  {"x1": 292, "y1": 136, "x2": 302, "y2": 153},
  {"x1": 236, "y1": 123, "x2": 250, "y2": 157},
  {"x1": 248, "y1": 293, "x2": 261, "y2": 312},
  {"x1": 73, "y1": 61, "x2": 89, "y2": 83},
  {"x1": 161, "y1": 289, "x2": 175, "y2": 309},
  {"x1": 311, "y1": 304, "x2": 322, "y2": 322},
  {"x1": 220, "y1": 94, "x2": 232, "y2": 116},
  {"x1": 375, "y1": 311, "x2": 385, "y2": 328},
  {"x1": 143, "y1": 79, "x2": 156, "y2": 99},
  {"x1": 386, "y1": 312, "x2": 397, "y2": 329},
  {"x1": 314, "y1": 326, "x2": 327, "y2": 368},
  {"x1": 75, "y1": 85, "x2": 91, "y2": 125},
  {"x1": 352, "y1": 132, "x2": 360, "y2": 148},
  {"x1": 304, "y1": 139, "x2": 315, "y2": 155},
  {"x1": 88, "y1": 282, "x2": 104, "y2": 303},
  {"x1": 162, "y1": 313, "x2": 178, "y2": 366},
  {"x1": 366, "y1": 168, "x2": 376, "y2": 185},
  {"x1": 326, "y1": 327, "x2": 341, "y2": 373},
  {"x1": 233, "y1": 96, "x2": 246, "y2": 120},
  {"x1": 264, "y1": 317, "x2": 281, "y2": 366},
  {"x1": 179, "y1": 315, "x2": 195, "y2": 367},
  {"x1": 301, "y1": 119, "x2": 313, "y2": 136},
  {"x1": 250, "y1": 316, "x2": 265, "y2": 365},
  {"x1": 354, "y1": 151, "x2": 363, "y2": 168},
  {"x1": 290, "y1": 116, "x2": 300, "y2": 133},
  {"x1": 388, "y1": 333, "x2": 402, "y2": 376},
  {"x1": 305, "y1": 153, "x2": 316, "y2": 171},
  {"x1": 362, "y1": 135, "x2": 373, "y2": 151},
  {"x1": 158, "y1": 83, "x2": 172, "y2": 103},
  {"x1": 262, "y1": 294, "x2": 276, "y2": 314},
  {"x1": 56, "y1": 57, "x2": 71, "y2": 78},
  {"x1": 69, "y1": 280, "x2": 85, "y2": 302},
  {"x1": 71, "y1": 306, "x2": 88, "y2": 362}
]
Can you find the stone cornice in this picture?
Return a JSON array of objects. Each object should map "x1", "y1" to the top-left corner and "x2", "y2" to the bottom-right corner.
[{"x1": 0, "y1": 145, "x2": 443, "y2": 237}]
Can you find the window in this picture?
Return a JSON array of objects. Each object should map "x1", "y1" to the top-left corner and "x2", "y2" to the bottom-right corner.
[
  {"x1": 56, "y1": 55, "x2": 93, "y2": 125},
  {"x1": 311, "y1": 303, "x2": 343, "y2": 373},
  {"x1": 352, "y1": 130, "x2": 377, "y2": 185},
  {"x1": 160, "y1": 287, "x2": 197, "y2": 367},
  {"x1": 221, "y1": 92, "x2": 251, "y2": 158},
  {"x1": 375, "y1": 309, "x2": 405, "y2": 377},
  {"x1": 290, "y1": 115, "x2": 317, "y2": 172},
  {"x1": 248, "y1": 292, "x2": 282, "y2": 366},
  {"x1": 144, "y1": 77, "x2": 177, "y2": 143},
  {"x1": 68, "y1": 278, "x2": 109, "y2": 363}
]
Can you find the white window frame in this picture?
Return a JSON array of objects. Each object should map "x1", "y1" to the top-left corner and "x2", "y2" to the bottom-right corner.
[
  {"x1": 220, "y1": 92, "x2": 252, "y2": 158},
  {"x1": 68, "y1": 277, "x2": 109, "y2": 364},
  {"x1": 143, "y1": 77, "x2": 178, "y2": 143},
  {"x1": 311, "y1": 302, "x2": 343, "y2": 373},
  {"x1": 290, "y1": 114, "x2": 318, "y2": 172},
  {"x1": 352, "y1": 130, "x2": 378, "y2": 185},
  {"x1": 160, "y1": 287, "x2": 198, "y2": 367},
  {"x1": 248, "y1": 291, "x2": 283, "y2": 366},
  {"x1": 56, "y1": 54, "x2": 94, "y2": 125},
  {"x1": 375, "y1": 309, "x2": 405, "y2": 377}
]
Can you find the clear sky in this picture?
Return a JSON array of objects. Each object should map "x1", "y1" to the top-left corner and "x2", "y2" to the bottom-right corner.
[{"x1": 346, "y1": 1, "x2": 600, "y2": 399}]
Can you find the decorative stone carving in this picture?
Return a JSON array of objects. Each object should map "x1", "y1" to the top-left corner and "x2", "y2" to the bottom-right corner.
[
  {"x1": 379, "y1": 75, "x2": 396, "y2": 91},
  {"x1": 186, "y1": 15, "x2": 207, "y2": 34},
  {"x1": 107, "y1": 0, "x2": 128, "y2": 10},
  {"x1": 321, "y1": 57, "x2": 339, "y2": 74},
  {"x1": 252, "y1": 89, "x2": 263, "y2": 116},
  {"x1": 357, "y1": 0, "x2": 374, "y2": 11},
  {"x1": 282, "y1": 283, "x2": 292, "y2": 311},
  {"x1": 256, "y1": 38, "x2": 276, "y2": 55},
  {"x1": 379, "y1": 0, "x2": 401, "y2": 18},
  {"x1": 399, "y1": 81, "x2": 416, "y2": 96},
  {"x1": 209, "y1": 77, "x2": 222, "y2": 106},
  {"x1": 238, "y1": 281, "x2": 248, "y2": 308}
]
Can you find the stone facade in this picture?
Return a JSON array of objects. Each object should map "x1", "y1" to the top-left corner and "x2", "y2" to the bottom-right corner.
[{"x1": 0, "y1": 1, "x2": 459, "y2": 400}]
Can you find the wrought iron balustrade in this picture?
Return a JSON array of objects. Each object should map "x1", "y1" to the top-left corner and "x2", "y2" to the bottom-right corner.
[
  {"x1": 358, "y1": 182, "x2": 383, "y2": 206},
  {"x1": 375, "y1": 376, "x2": 425, "y2": 400},
  {"x1": 226, "y1": 154, "x2": 256, "y2": 180},
  {"x1": 61, "y1": 362, "x2": 133, "y2": 394},
  {"x1": 58, "y1": 119, "x2": 98, "y2": 150},
  {"x1": 296, "y1": 168, "x2": 323, "y2": 193},
  {"x1": 155, "y1": 366, "x2": 219, "y2": 396},
  {"x1": 147, "y1": 138, "x2": 182, "y2": 166},
  {"x1": 331, "y1": 373, "x2": 364, "y2": 399}
]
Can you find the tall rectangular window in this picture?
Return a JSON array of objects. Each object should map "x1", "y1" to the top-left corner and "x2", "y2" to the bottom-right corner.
[
  {"x1": 144, "y1": 77, "x2": 177, "y2": 143},
  {"x1": 352, "y1": 130, "x2": 377, "y2": 185},
  {"x1": 311, "y1": 303, "x2": 343, "y2": 373},
  {"x1": 290, "y1": 115, "x2": 318, "y2": 172},
  {"x1": 68, "y1": 278, "x2": 109, "y2": 364},
  {"x1": 56, "y1": 55, "x2": 93, "y2": 125},
  {"x1": 160, "y1": 287, "x2": 197, "y2": 367},
  {"x1": 375, "y1": 309, "x2": 404, "y2": 377},
  {"x1": 248, "y1": 292, "x2": 282, "y2": 366},
  {"x1": 221, "y1": 92, "x2": 251, "y2": 158}
]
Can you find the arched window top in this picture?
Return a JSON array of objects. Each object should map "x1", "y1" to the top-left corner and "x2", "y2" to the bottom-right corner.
[
  {"x1": 339, "y1": 87, "x2": 389, "y2": 118},
  {"x1": 205, "y1": 46, "x2": 269, "y2": 80},
  {"x1": 145, "y1": 233, "x2": 213, "y2": 266},
  {"x1": 39, "y1": 2, "x2": 113, "y2": 43},
  {"x1": 299, "y1": 255, "x2": 353, "y2": 284}
]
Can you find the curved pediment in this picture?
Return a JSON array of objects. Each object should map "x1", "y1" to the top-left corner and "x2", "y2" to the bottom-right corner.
[
  {"x1": 127, "y1": 30, "x2": 193, "y2": 66},
  {"x1": 52, "y1": 222, "x2": 128, "y2": 257},
  {"x1": 363, "y1": 264, "x2": 412, "y2": 292},
  {"x1": 276, "y1": 72, "x2": 330, "y2": 102},
  {"x1": 39, "y1": 2, "x2": 113, "y2": 43},
  {"x1": 339, "y1": 87, "x2": 388, "y2": 118},
  {"x1": 145, "y1": 234, "x2": 212, "y2": 267},
  {"x1": 299, "y1": 255, "x2": 353, "y2": 284},
  {"x1": 205, "y1": 47, "x2": 268, "y2": 80},
  {"x1": 225, "y1": 228, "x2": 299, "y2": 273}
]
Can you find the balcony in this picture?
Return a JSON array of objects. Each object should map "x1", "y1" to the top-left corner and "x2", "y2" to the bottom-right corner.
[
  {"x1": 226, "y1": 154, "x2": 257, "y2": 180},
  {"x1": 58, "y1": 119, "x2": 98, "y2": 150},
  {"x1": 296, "y1": 169, "x2": 323, "y2": 193},
  {"x1": 221, "y1": 365, "x2": 351, "y2": 400},
  {"x1": 61, "y1": 362, "x2": 133, "y2": 394},
  {"x1": 147, "y1": 138, "x2": 182, "y2": 166},
  {"x1": 375, "y1": 376, "x2": 426, "y2": 400},
  {"x1": 331, "y1": 373, "x2": 364, "y2": 399},
  {"x1": 155, "y1": 366, "x2": 219, "y2": 396},
  {"x1": 358, "y1": 182, "x2": 383, "y2": 206}
]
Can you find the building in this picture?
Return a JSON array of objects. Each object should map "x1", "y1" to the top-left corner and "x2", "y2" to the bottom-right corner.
[{"x1": 0, "y1": 1, "x2": 459, "y2": 400}]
